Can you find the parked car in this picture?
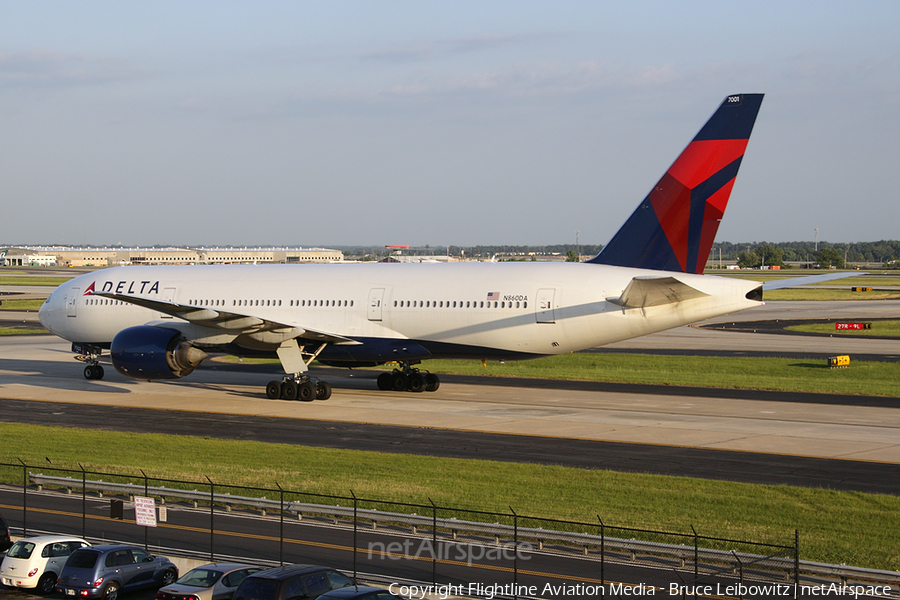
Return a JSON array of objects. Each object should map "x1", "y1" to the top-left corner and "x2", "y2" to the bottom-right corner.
[
  {"x1": 56, "y1": 544, "x2": 178, "y2": 600},
  {"x1": 314, "y1": 586, "x2": 405, "y2": 600},
  {"x1": 157, "y1": 563, "x2": 264, "y2": 600},
  {"x1": 0, "y1": 512, "x2": 11, "y2": 554},
  {"x1": 1, "y1": 535, "x2": 90, "y2": 594},
  {"x1": 232, "y1": 565, "x2": 355, "y2": 600}
]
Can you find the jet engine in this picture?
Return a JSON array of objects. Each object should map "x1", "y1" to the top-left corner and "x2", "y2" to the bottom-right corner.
[{"x1": 110, "y1": 326, "x2": 208, "y2": 380}]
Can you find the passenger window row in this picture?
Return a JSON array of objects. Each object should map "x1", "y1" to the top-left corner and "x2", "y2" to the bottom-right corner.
[
  {"x1": 393, "y1": 299, "x2": 527, "y2": 309},
  {"x1": 185, "y1": 299, "x2": 356, "y2": 308},
  {"x1": 85, "y1": 298, "x2": 125, "y2": 306},
  {"x1": 289, "y1": 299, "x2": 354, "y2": 308},
  {"x1": 190, "y1": 299, "x2": 226, "y2": 307}
]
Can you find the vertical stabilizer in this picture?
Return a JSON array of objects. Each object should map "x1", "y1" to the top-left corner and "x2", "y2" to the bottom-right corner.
[{"x1": 588, "y1": 94, "x2": 763, "y2": 273}]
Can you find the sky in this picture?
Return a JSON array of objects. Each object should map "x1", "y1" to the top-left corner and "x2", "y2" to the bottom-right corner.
[{"x1": 1, "y1": 1, "x2": 898, "y2": 248}]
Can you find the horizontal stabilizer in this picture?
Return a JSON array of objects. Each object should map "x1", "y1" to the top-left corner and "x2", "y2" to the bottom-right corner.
[
  {"x1": 761, "y1": 271, "x2": 867, "y2": 291},
  {"x1": 93, "y1": 291, "x2": 359, "y2": 345},
  {"x1": 608, "y1": 276, "x2": 710, "y2": 309}
]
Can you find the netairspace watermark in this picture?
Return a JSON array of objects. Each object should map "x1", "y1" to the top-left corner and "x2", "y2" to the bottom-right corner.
[
  {"x1": 671, "y1": 583, "x2": 895, "y2": 598},
  {"x1": 386, "y1": 581, "x2": 896, "y2": 599},
  {"x1": 368, "y1": 539, "x2": 532, "y2": 566},
  {"x1": 370, "y1": 542, "x2": 894, "y2": 598}
]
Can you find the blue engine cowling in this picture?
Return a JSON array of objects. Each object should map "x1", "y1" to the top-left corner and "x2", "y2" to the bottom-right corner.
[{"x1": 110, "y1": 326, "x2": 208, "y2": 380}]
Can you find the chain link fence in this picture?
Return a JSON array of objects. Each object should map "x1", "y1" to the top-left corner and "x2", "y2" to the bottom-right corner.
[{"x1": 0, "y1": 460, "x2": 804, "y2": 599}]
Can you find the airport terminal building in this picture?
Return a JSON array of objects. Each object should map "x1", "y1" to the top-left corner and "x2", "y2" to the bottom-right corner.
[{"x1": 0, "y1": 246, "x2": 343, "y2": 267}]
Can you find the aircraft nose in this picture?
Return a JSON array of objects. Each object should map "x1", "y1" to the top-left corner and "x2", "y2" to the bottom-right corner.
[
  {"x1": 38, "y1": 296, "x2": 52, "y2": 331},
  {"x1": 38, "y1": 288, "x2": 60, "y2": 333}
]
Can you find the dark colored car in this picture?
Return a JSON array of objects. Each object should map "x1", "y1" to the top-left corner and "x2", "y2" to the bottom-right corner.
[
  {"x1": 56, "y1": 544, "x2": 178, "y2": 600},
  {"x1": 232, "y1": 565, "x2": 355, "y2": 600},
  {"x1": 314, "y1": 586, "x2": 404, "y2": 600},
  {"x1": 0, "y1": 512, "x2": 12, "y2": 553}
]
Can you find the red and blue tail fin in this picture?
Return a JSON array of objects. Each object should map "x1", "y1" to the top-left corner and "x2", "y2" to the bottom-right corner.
[{"x1": 587, "y1": 93, "x2": 763, "y2": 274}]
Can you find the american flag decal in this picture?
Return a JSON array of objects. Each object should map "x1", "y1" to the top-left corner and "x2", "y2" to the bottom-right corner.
[{"x1": 486, "y1": 291, "x2": 499, "y2": 301}]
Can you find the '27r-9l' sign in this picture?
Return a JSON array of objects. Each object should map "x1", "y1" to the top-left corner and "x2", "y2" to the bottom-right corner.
[{"x1": 835, "y1": 322, "x2": 871, "y2": 330}]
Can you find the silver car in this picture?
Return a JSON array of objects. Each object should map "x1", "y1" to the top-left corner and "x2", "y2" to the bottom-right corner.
[{"x1": 156, "y1": 564, "x2": 263, "y2": 600}]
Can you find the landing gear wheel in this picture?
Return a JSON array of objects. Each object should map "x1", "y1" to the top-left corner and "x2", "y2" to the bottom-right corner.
[
  {"x1": 376, "y1": 363, "x2": 436, "y2": 393},
  {"x1": 83, "y1": 365, "x2": 105, "y2": 380},
  {"x1": 376, "y1": 372, "x2": 393, "y2": 390},
  {"x1": 425, "y1": 373, "x2": 440, "y2": 392},
  {"x1": 408, "y1": 373, "x2": 426, "y2": 393},
  {"x1": 315, "y1": 381, "x2": 332, "y2": 400},
  {"x1": 391, "y1": 372, "x2": 408, "y2": 391},
  {"x1": 298, "y1": 381, "x2": 315, "y2": 401},
  {"x1": 281, "y1": 380, "x2": 298, "y2": 401},
  {"x1": 266, "y1": 380, "x2": 283, "y2": 399}
]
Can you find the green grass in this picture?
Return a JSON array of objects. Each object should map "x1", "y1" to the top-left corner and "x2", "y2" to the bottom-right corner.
[
  {"x1": 213, "y1": 353, "x2": 900, "y2": 396},
  {"x1": 0, "y1": 276, "x2": 72, "y2": 286},
  {"x1": 787, "y1": 321, "x2": 900, "y2": 338},
  {"x1": 808, "y1": 276, "x2": 900, "y2": 286},
  {"x1": 415, "y1": 354, "x2": 900, "y2": 397},
  {"x1": 763, "y1": 288, "x2": 900, "y2": 301},
  {"x1": 0, "y1": 423, "x2": 896, "y2": 570},
  {"x1": 0, "y1": 327, "x2": 48, "y2": 335},
  {"x1": 0, "y1": 299, "x2": 45, "y2": 311},
  {"x1": 708, "y1": 273, "x2": 900, "y2": 300}
]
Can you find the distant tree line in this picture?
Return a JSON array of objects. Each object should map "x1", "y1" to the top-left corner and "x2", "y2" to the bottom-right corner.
[
  {"x1": 710, "y1": 240, "x2": 900, "y2": 269},
  {"x1": 336, "y1": 240, "x2": 900, "y2": 268}
]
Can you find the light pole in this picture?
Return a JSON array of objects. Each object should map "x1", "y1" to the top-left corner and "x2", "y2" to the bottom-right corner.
[{"x1": 814, "y1": 228, "x2": 819, "y2": 252}]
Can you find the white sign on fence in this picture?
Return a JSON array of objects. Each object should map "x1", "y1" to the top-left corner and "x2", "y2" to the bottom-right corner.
[{"x1": 134, "y1": 496, "x2": 157, "y2": 527}]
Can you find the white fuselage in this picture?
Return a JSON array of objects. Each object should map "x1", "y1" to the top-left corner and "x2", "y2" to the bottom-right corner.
[{"x1": 40, "y1": 262, "x2": 761, "y2": 361}]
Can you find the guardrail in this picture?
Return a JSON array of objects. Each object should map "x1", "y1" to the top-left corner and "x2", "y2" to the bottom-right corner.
[
  {"x1": 29, "y1": 472, "x2": 893, "y2": 593},
  {"x1": 29, "y1": 474, "x2": 778, "y2": 564}
]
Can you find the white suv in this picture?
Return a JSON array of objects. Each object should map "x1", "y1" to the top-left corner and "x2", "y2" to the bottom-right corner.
[{"x1": 1, "y1": 535, "x2": 90, "y2": 594}]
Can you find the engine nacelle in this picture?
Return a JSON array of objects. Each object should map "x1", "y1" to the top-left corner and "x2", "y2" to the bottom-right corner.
[{"x1": 110, "y1": 326, "x2": 208, "y2": 380}]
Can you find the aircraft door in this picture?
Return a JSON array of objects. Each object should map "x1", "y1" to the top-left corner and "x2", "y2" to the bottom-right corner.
[
  {"x1": 66, "y1": 288, "x2": 80, "y2": 317},
  {"x1": 367, "y1": 288, "x2": 385, "y2": 321},
  {"x1": 535, "y1": 288, "x2": 556, "y2": 323},
  {"x1": 160, "y1": 287, "x2": 176, "y2": 319}
]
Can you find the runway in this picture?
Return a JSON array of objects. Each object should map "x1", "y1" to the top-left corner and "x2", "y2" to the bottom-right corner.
[{"x1": 2, "y1": 298, "x2": 900, "y2": 494}]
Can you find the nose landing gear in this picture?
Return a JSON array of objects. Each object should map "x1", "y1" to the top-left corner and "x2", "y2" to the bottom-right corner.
[
  {"x1": 74, "y1": 344, "x2": 106, "y2": 380},
  {"x1": 84, "y1": 364, "x2": 105, "y2": 380}
]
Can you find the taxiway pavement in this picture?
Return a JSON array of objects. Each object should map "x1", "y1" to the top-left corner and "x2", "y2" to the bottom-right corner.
[
  {"x1": 1, "y1": 299, "x2": 899, "y2": 493},
  {"x1": 1, "y1": 315, "x2": 899, "y2": 465}
]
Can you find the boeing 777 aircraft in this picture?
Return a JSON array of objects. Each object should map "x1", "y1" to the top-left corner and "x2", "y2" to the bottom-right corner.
[{"x1": 39, "y1": 93, "x2": 812, "y2": 401}]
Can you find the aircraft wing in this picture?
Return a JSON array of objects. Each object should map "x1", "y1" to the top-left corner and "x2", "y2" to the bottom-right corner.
[
  {"x1": 761, "y1": 271, "x2": 867, "y2": 291},
  {"x1": 93, "y1": 292, "x2": 359, "y2": 345},
  {"x1": 608, "y1": 276, "x2": 710, "y2": 309}
]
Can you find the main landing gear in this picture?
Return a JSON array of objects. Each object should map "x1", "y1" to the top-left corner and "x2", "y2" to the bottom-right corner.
[
  {"x1": 376, "y1": 363, "x2": 440, "y2": 393},
  {"x1": 265, "y1": 340, "x2": 333, "y2": 401},
  {"x1": 266, "y1": 376, "x2": 332, "y2": 401}
]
